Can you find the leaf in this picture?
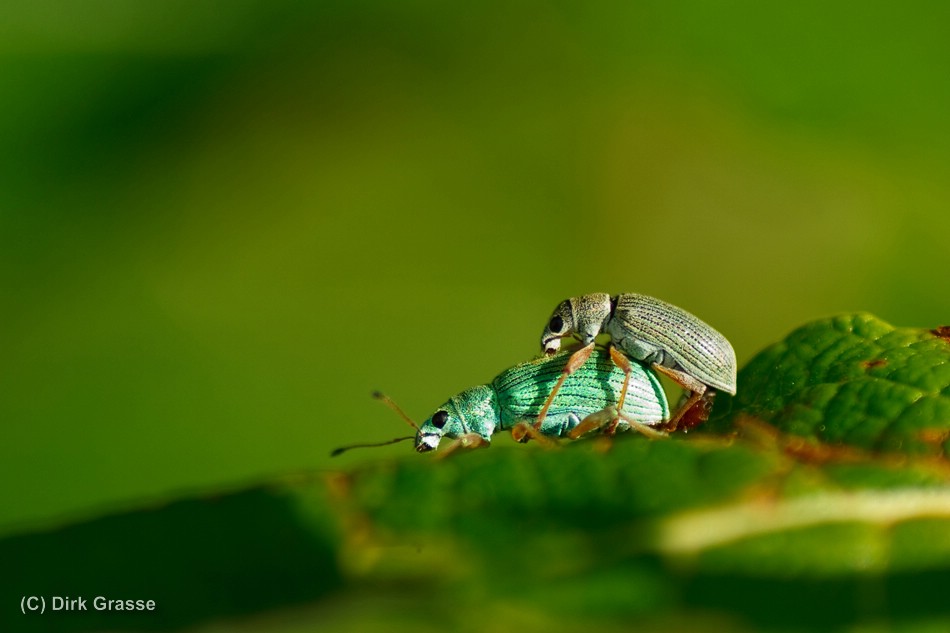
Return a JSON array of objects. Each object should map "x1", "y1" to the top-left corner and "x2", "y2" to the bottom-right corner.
[
  {"x1": 707, "y1": 313, "x2": 950, "y2": 455},
  {"x1": 1, "y1": 484, "x2": 343, "y2": 632},
  {"x1": 7, "y1": 313, "x2": 950, "y2": 632}
]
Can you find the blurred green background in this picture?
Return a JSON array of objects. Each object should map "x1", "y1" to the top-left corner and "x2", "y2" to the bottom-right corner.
[{"x1": 2, "y1": 0, "x2": 949, "y2": 532}]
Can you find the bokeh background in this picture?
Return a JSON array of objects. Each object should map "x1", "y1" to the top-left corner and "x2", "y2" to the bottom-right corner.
[{"x1": 3, "y1": 1, "x2": 949, "y2": 532}]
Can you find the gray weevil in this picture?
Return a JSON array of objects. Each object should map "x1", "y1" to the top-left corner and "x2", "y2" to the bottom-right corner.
[{"x1": 536, "y1": 292, "x2": 736, "y2": 432}]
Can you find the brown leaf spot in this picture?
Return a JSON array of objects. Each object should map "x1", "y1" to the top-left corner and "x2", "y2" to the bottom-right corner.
[
  {"x1": 917, "y1": 428, "x2": 950, "y2": 446},
  {"x1": 861, "y1": 358, "x2": 888, "y2": 369},
  {"x1": 324, "y1": 471, "x2": 353, "y2": 501},
  {"x1": 735, "y1": 416, "x2": 865, "y2": 464},
  {"x1": 733, "y1": 414, "x2": 781, "y2": 447},
  {"x1": 931, "y1": 325, "x2": 950, "y2": 341},
  {"x1": 780, "y1": 435, "x2": 866, "y2": 464}
]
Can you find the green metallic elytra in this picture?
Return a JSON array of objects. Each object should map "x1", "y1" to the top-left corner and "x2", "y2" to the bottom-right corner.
[{"x1": 415, "y1": 348, "x2": 669, "y2": 452}]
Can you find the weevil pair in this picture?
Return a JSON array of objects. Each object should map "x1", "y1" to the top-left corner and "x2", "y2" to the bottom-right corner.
[{"x1": 333, "y1": 293, "x2": 736, "y2": 456}]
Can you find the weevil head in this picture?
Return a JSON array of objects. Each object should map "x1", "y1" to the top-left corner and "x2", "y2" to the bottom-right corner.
[
  {"x1": 415, "y1": 408, "x2": 453, "y2": 452},
  {"x1": 541, "y1": 294, "x2": 612, "y2": 353},
  {"x1": 541, "y1": 299, "x2": 577, "y2": 354},
  {"x1": 415, "y1": 386, "x2": 498, "y2": 452}
]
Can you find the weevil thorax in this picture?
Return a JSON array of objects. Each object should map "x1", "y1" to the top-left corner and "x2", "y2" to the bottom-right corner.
[
  {"x1": 541, "y1": 293, "x2": 612, "y2": 354},
  {"x1": 414, "y1": 384, "x2": 499, "y2": 452}
]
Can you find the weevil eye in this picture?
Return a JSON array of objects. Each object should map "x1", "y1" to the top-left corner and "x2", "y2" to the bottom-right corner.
[
  {"x1": 549, "y1": 315, "x2": 564, "y2": 333},
  {"x1": 432, "y1": 410, "x2": 448, "y2": 429}
]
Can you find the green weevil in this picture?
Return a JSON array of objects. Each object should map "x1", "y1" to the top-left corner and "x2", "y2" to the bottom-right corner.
[
  {"x1": 333, "y1": 348, "x2": 670, "y2": 457},
  {"x1": 537, "y1": 293, "x2": 736, "y2": 431}
]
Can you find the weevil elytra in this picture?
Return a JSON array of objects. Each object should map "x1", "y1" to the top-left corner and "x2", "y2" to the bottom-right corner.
[
  {"x1": 537, "y1": 293, "x2": 736, "y2": 432},
  {"x1": 332, "y1": 348, "x2": 669, "y2": 457}
]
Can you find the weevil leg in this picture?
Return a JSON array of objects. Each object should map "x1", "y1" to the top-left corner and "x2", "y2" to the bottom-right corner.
[
  {"x1": 651, "y1": 363, "x2": 707, "y2": 432},
  {"x1": 510, "y1": 422, "x2": 530, "y2": 443},
  {"x1": 567, "y1": 348, "x2": 633, "y2": 439},
  {"x1": 534, "y1": 342, "x2": 596, "y2": 431},
  {"x1": 667, "y1": 392, "x2": 702, "y2": 432},
  {"x1": 436, "y1": 433, "x2": 490, "y2": 459},
  {"x1": 510, "y1": 422, "x2": 558, "y2": 447},
  {"x1": 616, "y1": 410, "x2": 669, "y2": 439},
  {"x1": 567, "y1": 406, "x2": 619, "y2": 439},
  {"x1": 569, "y1": 407, "x2": 668, "y2": 440},
  {"x1": 609, "y1": 345, "x2": 634, "y2": 412},
  {"x1": 674, "y1": 389, "x2": 717, "y2": 431}
]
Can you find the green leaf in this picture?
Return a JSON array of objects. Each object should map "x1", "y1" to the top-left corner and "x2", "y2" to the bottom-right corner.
[
  {"x1": 708, "y1": 313, "x2": 950, "y2": 455},
  {"x1": 7, "y1": 314, "x2": 950, "y2": 632}
]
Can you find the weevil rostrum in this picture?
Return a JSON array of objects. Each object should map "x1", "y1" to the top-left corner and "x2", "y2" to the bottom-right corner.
[
  {"x1": 537, "y1": 293, "x2": 736, "y2": 432},
  {"x1": 333, "y1": 348, "x2": 669, "y2": 457}
]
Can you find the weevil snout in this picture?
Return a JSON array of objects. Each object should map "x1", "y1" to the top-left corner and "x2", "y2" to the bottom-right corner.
[
  {"x1": 541, "y1": 300, "x2": 575, "y2": 355},
  {"x1": 542, "y1": 336, "x2": 562, "y2": 355},
  {"x1": 415, "y1": 435, "x2": 439, "y2": 452},
  {"x1": 415, "y1": 409, "x2": 449, "y2": 452}
]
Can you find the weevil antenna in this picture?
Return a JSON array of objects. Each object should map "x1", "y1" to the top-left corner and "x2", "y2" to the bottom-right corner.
[
  {"x1": 372, "y1": 391, "x2": 421, "y2": 431},
  {"x1": 330, "y1": 436, "x2": 414, "y2": 457},
  {"x1": 328, "y1": 392, "x2": 420, "y2": 456}
]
